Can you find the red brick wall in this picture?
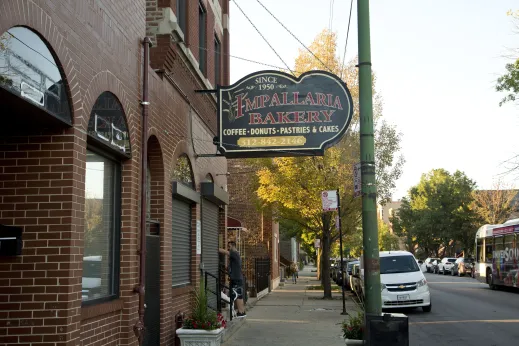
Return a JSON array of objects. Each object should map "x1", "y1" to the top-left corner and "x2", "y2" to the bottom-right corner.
[
  {"x1": 0, "y1": 0, "x2": 230, "y2": 345},
  {"x1": 0, "y1": 129, "x2": 84, "y2": 345}
]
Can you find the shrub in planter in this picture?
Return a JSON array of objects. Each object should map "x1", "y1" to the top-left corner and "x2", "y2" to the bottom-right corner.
[
  {"x1": 176, "y1": 279, "x2": 227, "y2": 346},
  {"x1": 341, "y1": 310, "x2": 364, "y2": 340},
  {"x1": 340, "y1": 290, "x2": 365, "y2": 342},
  {"x1": 181, "y1": 278, "x2": 227, "y2": 331}
]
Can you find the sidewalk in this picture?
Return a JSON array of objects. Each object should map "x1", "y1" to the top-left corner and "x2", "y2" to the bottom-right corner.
[{"x1": 222, "y1": 265, "x2": 359, "y2": 346}]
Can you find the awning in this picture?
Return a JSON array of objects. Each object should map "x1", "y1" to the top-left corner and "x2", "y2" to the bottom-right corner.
[
  {"x1": 201, "y1": 182, "x2": 229, "y2": 205},
  {"x1": 227, "y1": 216, "x2": 248, "y2": 232}
]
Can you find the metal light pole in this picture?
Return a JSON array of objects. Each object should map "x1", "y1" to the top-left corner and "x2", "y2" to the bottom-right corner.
[
  {"x1": 337, "y1": 189, "x2": 347, "y2": 315},
  {"x1": 357, "y1": 0, "x2": 381, "y2": 315}
]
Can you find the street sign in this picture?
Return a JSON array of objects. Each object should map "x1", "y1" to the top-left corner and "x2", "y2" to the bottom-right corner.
[
  {"x1": 314, "y1": 239, "x2": 321, "y2": 248},
  {"x1": 321, "y1": 190, "x2": 338, "y2": 211},
  {"x1": 353, "y1": 163, "x2": 361, "y2": 198}
]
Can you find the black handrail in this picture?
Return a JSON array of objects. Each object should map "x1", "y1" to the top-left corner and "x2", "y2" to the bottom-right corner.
[{"x1": 204, "y1": 270, "x2": 234, "y2": 321}]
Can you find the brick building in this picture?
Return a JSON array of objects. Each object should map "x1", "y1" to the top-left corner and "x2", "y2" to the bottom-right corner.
[
  {"x1": 226, "y1": 159, "x2": 280, "y2": 295},
  {"x1": 0, "y1": 1, "x2": 230, "y2": 345}
]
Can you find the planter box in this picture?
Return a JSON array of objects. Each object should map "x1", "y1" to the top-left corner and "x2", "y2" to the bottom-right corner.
[
  {"x1": 176, "y1": 327, "x2": 225, "y2": 346},
  {"x1": 345, "y1": 339, "x2": 365, "y2": 345}
]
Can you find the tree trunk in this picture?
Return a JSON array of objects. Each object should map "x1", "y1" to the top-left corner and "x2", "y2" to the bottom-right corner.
[
  {"x1": 316, "y1": 247, "x2": 321, "y2": 280},
  {"x1": 321, "y1": 232, "x2": 332, "y2": 298}
]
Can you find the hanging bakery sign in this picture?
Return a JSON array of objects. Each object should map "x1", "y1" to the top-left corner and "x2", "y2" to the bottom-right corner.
[{"x1": 216, "y1": 70, "x2": 353, "y2": 158}]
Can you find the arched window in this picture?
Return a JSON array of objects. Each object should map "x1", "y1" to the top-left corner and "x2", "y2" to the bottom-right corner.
[
  {"x1": 205, "y1": 173, "x2": 214, "y2": 183},
  {"x1": 82, "y1": 92, "x2": 129, "y2": 305},
  {"x1": 172, "y1": 154, "x2": 194, "y2": 188},
  {"x1": 0, "y1": 27, "x2": 71, "y2": 125},
  {"x1": 87, "y1": 91, "x2": 131, "y2": 155}
]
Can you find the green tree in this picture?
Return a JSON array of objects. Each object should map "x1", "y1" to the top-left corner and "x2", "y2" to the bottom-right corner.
[
  {"x1": 472, "y1": 178, "x2": 518, "y2": 224},
  {"x1": 392, "y1": 169, "x2": 479, "y2": 257},
  {"x1": 496, "y1": 59, "x2": 519, "y2": 106},
  {"x1": 496, "y1": 10, "x2": 519, "y2": 106},
  {"x1": 253, "y1": 29, "x2": 404, "y2": 298},
  {"x1": 378, "y1": 222, "x2": 400, "y2": 251}
]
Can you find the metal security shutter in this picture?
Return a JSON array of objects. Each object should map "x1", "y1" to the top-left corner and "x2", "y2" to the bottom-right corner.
[
  {"x1": 172, "y1": 198, "x2": 191, "y2": 286},
  {"x1": 202, "y1": 200, "x2": 219, "y2": 310}
]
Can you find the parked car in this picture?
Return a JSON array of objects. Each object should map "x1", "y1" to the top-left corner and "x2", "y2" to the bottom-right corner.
[
  {"x1": 331, "y1": 264, "x2": 339, "y2": 282},
  {"x1": 351, "y1": 263, "x2": 364, "y2": 297},
  {"x1": 333, "y1": 260, "x2": 347, "y2": 285},
  {"x1": 416, "y1": 259, "x2": 427, "y2": 272},
  {"x1": 438, "y1": 257, "x2": 457, "y2": 275},
  {"x1": 424, "y1": 258, "x2": 441, "y2": 273},
  {"x1": 339, "y1": 260, "x2": 359, "y2": 290},
  {"x1": 379, "y1": 251, "x2": 431, "y2": 312},
  {"x1": 452, "y1": 257, "x2": 475, "y2": 277},
  {"x1": 431, "y1": 259, "x2": 440, "y2": 274}
]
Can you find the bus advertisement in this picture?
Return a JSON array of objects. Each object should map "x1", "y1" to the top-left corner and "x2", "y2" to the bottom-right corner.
[{"x1": 475, "y1": 219, "x2": 519, "y2": 289}]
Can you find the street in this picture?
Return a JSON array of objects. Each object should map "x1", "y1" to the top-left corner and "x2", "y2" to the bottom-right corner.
[{"x1": 405, "y1": 272, "x2": 519, "y2": 345}]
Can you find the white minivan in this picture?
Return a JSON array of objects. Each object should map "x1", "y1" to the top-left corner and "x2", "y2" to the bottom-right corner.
[{"x1": 379, "y1": 251, "x2": 431, "y2": 312}]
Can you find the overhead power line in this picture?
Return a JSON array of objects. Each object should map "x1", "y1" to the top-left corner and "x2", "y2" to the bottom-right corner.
[
  {"x1": 6, "y1": 32, "x2": 58, "y2": 68},
  {"x1": 329, "y1": 0, "x2": 335, "y2": 34},
  {"x1": 340, "y1": 0, "x2": 354, "y2": 79},
  {"x1": 328, "y1": 0, "x2": 335, "y2": 68},
  {"x1": 195, "y1": 44, "x2": 314, "y2": 74},
  {"x1": 255, "y1": 0, "x2": 334, "y2": 73},
  {"x1": 232, "y1": 0, "x2": 295, "y2": 75}
]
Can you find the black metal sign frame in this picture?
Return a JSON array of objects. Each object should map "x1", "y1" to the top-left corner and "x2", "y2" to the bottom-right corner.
[{"x1": 216, "y1": 70, "x2": 353, "y2": 158}]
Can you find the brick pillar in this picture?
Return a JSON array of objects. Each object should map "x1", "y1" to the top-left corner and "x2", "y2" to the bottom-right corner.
[{"x1": 0, "y1": 128, "x2": 84, "y2": 345}]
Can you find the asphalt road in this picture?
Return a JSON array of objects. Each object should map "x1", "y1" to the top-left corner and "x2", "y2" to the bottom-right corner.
[{"x1": 402, "y1": 272, "x2": 519, "y2": 346}]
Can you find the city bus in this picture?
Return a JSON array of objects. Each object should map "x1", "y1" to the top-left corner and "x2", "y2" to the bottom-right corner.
[{"x1": 475, "y1": 219, "x2": 519, "y2": 289}]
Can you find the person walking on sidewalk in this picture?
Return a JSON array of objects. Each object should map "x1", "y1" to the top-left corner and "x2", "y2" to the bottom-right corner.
[
  {"x1": 220, "y1": 241, "x2": 247, "y2": 318},
  {"x1": 291, "y1": 262, "x2": 299, "y2": 284}
]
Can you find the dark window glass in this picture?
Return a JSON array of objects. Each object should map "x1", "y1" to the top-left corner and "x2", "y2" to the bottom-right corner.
[
  {"x1": 0, "y1": 27, "x2": 71, "y2": 123},
  {"x1": 177, "y1": 0, "x2": 187, "y2": 34},
  {"x1": 82, "y1": 150, "x2": 120, "y2": 303},
  {"x1": 485, "y1": 238, "x2": 493, "y2": 263},
  {"x1": 87, "y1": 92, "x2": 131, "y2": 155},
  {"x1": 214, "y1": 35, "x2": 221, "y2": 85},
  {"x1": 380, "y1": 256, "x2": 419, "y2": 274},
  {"x1": 477, "y1": 238, "x2": 483, "y2": 263},
  {"x1": 199, "y1": 1, "x2": 207, "y2": 75}
]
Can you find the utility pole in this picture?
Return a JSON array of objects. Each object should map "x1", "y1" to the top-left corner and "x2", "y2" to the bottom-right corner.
[
  {"x1": 357, "y1": 0, "x2": 381, "y2": 315},
  {"x1": 337, "y1": 190, "x2": 347, "y2": 315}
]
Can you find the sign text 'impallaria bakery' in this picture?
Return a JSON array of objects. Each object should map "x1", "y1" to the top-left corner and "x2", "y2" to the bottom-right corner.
[{"x1": 217, "y1": 70, "x2": 353, "y2": 158}]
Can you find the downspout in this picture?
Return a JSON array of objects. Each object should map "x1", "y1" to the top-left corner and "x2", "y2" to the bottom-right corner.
[{"x1": 133, "y1": 36, "x2": 152, "y2": 344}]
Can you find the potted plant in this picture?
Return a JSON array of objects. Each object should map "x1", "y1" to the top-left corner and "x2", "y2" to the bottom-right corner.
[
  {"x1": 341, "y1": 291, "x2": 365, "y2": 345},
  {"x1": 341, "y1": 310, "x2": 365, "y2": 345},
  {"x1": 176, "y1": 278, "x2": 227, "y2": 346}
]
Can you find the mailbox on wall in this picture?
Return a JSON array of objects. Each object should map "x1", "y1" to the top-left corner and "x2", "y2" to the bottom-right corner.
[{"x1": 0, "y1": 225, "x2": 23, "y2": 256}]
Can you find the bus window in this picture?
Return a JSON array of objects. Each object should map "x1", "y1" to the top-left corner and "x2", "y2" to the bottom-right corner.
[
  {"x1": 504, "y1": 235, "x2": 514, "y2": 261},
  {"x1": 477, "y1": 238, "x2": 483, "y2": 264},
  {"x1": 485, "y1": 238, "x2": 493, "y2": 263}
]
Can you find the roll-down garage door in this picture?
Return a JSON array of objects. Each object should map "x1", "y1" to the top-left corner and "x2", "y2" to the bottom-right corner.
[
  {"x1": 202, "y1": 200, "x2": 219, "y2": 310},
  {"x1": 172, "y1": 198, "x2": 192, "y2": 287}
]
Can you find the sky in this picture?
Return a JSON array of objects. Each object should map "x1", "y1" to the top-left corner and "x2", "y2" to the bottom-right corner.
[{"x1": 229, "y1": 0, "x2": 519, "y2": 200}]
